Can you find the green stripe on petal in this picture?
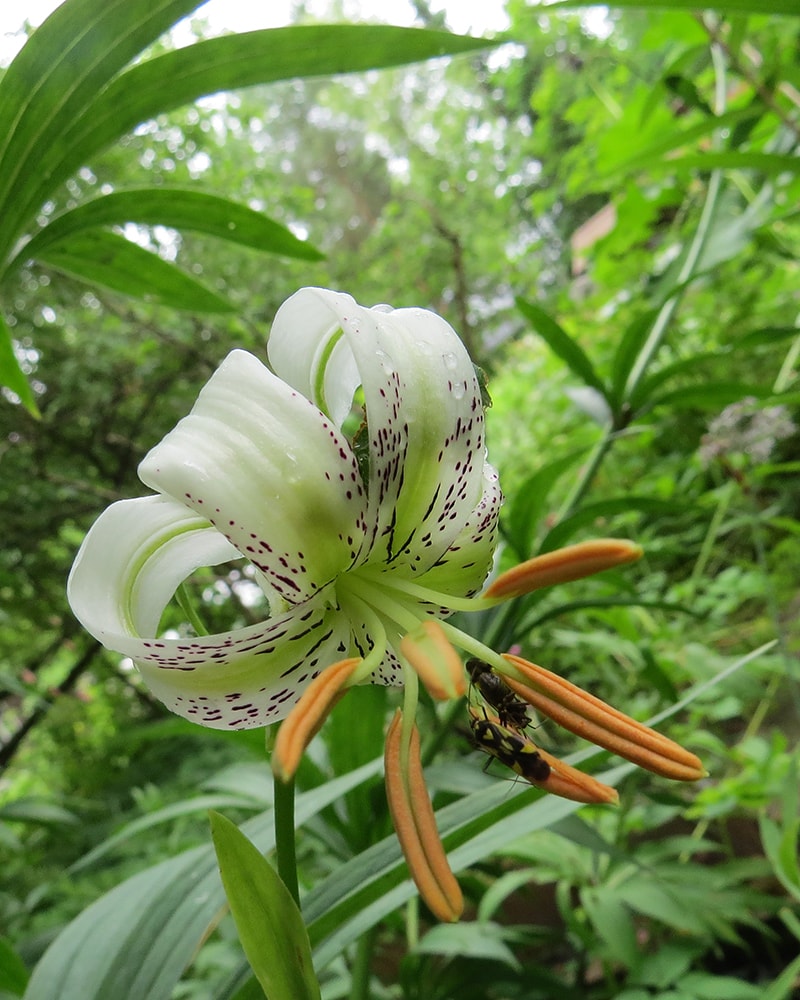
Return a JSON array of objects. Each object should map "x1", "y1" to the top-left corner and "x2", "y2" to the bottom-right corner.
[
  {"x1": 138, "y1": 350, "x2": 368, "y2": 604},
  {"x1": 68, "y1": 494, "x2": 239, "y2": 644},
  {"x1": 67, "y1": 494, "x2": 356, "y2": 729}
]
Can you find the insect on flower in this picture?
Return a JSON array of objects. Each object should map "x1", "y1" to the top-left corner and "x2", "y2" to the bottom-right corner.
[
  {"x1": 467, "y1": 657, "x2": 531, "y2": 731},
  {"x1": 469, "y1": 706, "x2": 551, "y2": 783}
]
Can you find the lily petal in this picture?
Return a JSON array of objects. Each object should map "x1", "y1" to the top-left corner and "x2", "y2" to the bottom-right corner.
[
  {"x1": 269, "y1": 288, "x2": 492, "y2": 575},
  {"x1": 67, "y1": 494, "x2": 352, "y2": 729},
  {"x1": 138, "y1": 349, "x2": 368, "y2": 604},
  {"x1": 421, "y1": 464, "x2": 503, "y2": 599}
]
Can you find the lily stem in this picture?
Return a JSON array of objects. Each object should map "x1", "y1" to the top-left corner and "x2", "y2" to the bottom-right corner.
[
  {"x1": 273, "y1": 771, "x2": 300, "y2": 907},
  {"x1": 349, "y1": 926, "x2": 378, "y2": 1000}
]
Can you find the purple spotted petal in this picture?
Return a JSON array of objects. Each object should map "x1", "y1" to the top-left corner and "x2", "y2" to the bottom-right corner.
[
  {"x1": 138, "y1": 349, "x2": 368, "y2": 604},
  {"x1": 67, "y1": 493, "x2": 354, "y2": 729},
  {"x1": 420, "y1": 463, "x2": 503, "y2": 598},
  {"x1": 269, "y1": 288, "x2": 491, "y2": 576}
]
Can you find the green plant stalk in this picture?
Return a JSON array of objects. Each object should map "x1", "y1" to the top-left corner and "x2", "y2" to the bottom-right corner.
[
  {"x1": 690, "y1": 480, "x2": 735, "y2": 584},
  {"x1": 774, "y1": 322, "x2": 800, "y2": 393},
  {"x1": 273, "y1": 772, "x2": 300, "y2": 907},
  {"x1": 623, "y1": 37, "x2": 727, "y2": 402},
  {"x1": 176, "y1": 581, "x2": 209, "y2": 637},
  {"x1": 349, "y1": 926, "x2": 379, "y2": 1000},
  {"x1": 559, "y1": 42, "x2": 728, "y2": 522},
  {"x1": 555, "y1": 424, "x2": 616, "y2": 522},
  {"x1": 621, "y1": 170, "x2": 722, "y2": 401}
]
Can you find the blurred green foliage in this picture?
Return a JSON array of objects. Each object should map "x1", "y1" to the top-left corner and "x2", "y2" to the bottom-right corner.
[{"x1": 1, "y1": 0, "x2": 799, "y2": 998}]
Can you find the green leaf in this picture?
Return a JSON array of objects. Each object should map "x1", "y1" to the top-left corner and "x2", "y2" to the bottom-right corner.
[
  {"x1": 0, "y1": 938, "x2": 29, "y2": 995},
  {"x1": 15, "y1": 189, "x2": 323, "y2": 271},
  {"x1": 414, "y1": 922, "x2": 521, "y2": 971},
  {"x1": 0, "y1": 0, "x2": 201, "y2": 266},
  {"x1": 735, "y1": 326, "x2": 800, "y2": 350},
  {"x1": 645, "y1": 152, "x2": 800, "y2": 176},
  {"x1": 0, "y1": 799, "x2": 80, "y2": 826},
  {"x1": 540, "y1": 497, "x2": 687, "y2": 552},
  {"x1": 69, "y1": 794, "x2": 267, "y2": 874},
  {"x1": 581, "y1": 887, "x2": 639, "y2": 966},
  {"x1": 21, "y1": 652, "x2": 753, "y2": 1000},
  {"x1": 596, "y1": 107, "x2": 756, "y2": 179},
  {"x1": 677, "y1": 973, "x2": 762, "y2": 999},
  {"x1": 22, "y1": 758, "x2": 381, "y2": 1000},
  {"x1": 503, "y1": 450, "x2": 584, "y2": 560},
  {"x1": 515, "y1": 296, "x2": 607, "y2": 395},
  {"x1": 609, "y1": 307, "x2": 661, "y2": 412},
  {"x1": 10, "y1": 25, "x2": 497, "y2": 259},
  {"x1": 650, "y1": 381, "x2": 768, "y2": 412},
  {"x1": 761, "y1": 950, "x2": 800, "y2": 1000},
  {"x1": 0, "y1": 314, "x2": 40, "y2": 417},
  {"x1": 629, "y1": 351, "x2": 732, "y2": 410},
  {"x1": 210, "y1": 812, "x2": 321, "y2": 1000},
  {"x1": 550, "y1": 0, "x2": 800, "y2": 15},
  {"x1": 35, "y1": 230, "x2": 234, "y2": 312}
]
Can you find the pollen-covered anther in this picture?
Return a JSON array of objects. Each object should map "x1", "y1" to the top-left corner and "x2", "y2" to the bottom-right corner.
[
  {"x1": 272, "y1": 657, "x2": 361, "y2": 782},
  {"x1": 400, "y1": 620, "x2": 467, "y2": 700},
  {"x1": 485, "y1": 539, "x2": 644, "y2": 600},
  {"x1": 501, "y1": 654, "x2": 705, "y2": 782},
  {"x1": 384, "y1": 709, "x2": 463, "y2": 922}
]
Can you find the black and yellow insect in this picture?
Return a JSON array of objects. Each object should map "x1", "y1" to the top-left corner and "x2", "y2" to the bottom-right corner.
[
  {"x1": 466, "y1": 658, "x2": 530, "y2": 732},
  {"x1": 469, "y1": 706, "x2": 551, "y2": 784}
]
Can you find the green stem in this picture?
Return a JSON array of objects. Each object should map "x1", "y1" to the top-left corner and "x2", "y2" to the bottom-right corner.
[
  {"x1": 624, "y1": 39, "x2": 727, "y2": 402},
  {"x1": 273, "y1": 770, "x2": 300, "y2": 907},
  {"x1": 349, "y1": 926, "x2": 378, "y2": 1000},
  {"x1": 556, "y1": 425, "x2": 616, "y2": 521},
  {"x1": 176, "y1": 581, "x2": 209, "y2": 637}
]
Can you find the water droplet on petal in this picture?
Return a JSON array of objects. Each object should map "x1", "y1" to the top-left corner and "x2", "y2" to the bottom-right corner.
[
  {"x1": 375, "y1": 349, "x2": 395, "y2": 374},
  {"x1": 452, "y1": 380, "x2": 466, "y2": 400},
  {"x1": 442, "y1": 352, "x2": 458, "y2": 370}
]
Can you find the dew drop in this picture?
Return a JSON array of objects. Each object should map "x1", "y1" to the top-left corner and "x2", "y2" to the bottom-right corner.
[
  {"x1": 452, "y1": 380, "x2": 466, "y2": 400},
  {"x1": 375, "y1": 349, "x2": 395, "y2": 374},
  {"x1": 442, "y1": 352, "x2": 458, "y2": 371}
]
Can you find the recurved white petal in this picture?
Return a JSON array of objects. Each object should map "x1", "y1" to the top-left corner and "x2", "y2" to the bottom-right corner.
[
  {"x1": 68, "y1": 494, "x2": 239, "y2": 647},
  {"x1": 138, "y1": 349, "x2": 368, "y2": 604},
  {"x1": 67, "y1": 493, "x2": 354, "y2": 728},
  {"x1": 420, "y1": 462, "x2": 503, "y2": 598},
  {"x1": 269, "y1": 288, "x2": 489, "y2": 575}
]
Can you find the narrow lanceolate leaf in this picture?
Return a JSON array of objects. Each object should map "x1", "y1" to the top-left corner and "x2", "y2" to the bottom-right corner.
[
  {"x1": 539, "y1": 497, "x2": 685, "y2": 553},
  {"x1": 210, "y1": 812, "x2": 321, "y2": 1000},
  {"x1": 0, "y1": 0, "x2": 201, "y2": 266},
  {"x1": 609, "y1": 308, "x2": 660, "y2": 413},
  {"x1": 549, "y1": 0, "x2": 800, "y2": 15},
  {"x1": 35, "y1": 230, "x2": 234, "y2": 312},
  {"x1": 516, "y1": 297, "x2": 607, "y2": 396},
  {"x1": 0, "y1": 313, "x2": 40, "y2": 417},
  {"x1": 14, "y1": 189, "x2": 324, "y2": 272},
  {"x1": 11, "y1": 26, "x2": 496, "y2": 269},
  {"x1": 504, "y1": 451, "x2": 584, "y2": 560},
  {"x1": 22, "y1": 760, "x2": 380, "y2": 1000},
  {"x1": 638, "y1": 151, "x2": 800, "y2": 177}
]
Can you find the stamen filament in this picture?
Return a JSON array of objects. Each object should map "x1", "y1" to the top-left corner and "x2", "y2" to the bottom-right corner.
[
  {"x1": 343, "y1": 573, "x2": 424, "y2": 634},
  {"x1": 338, "y1": 588, "x2": 391, "y2": 685},
  {"x1": 355, "y1": 566, "x2": 503, "y2": 613}
]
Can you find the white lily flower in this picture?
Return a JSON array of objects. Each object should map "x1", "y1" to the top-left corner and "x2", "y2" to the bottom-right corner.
[
  {"x1": 68, "y1": 286, "x2": 696, "y2": 920},
  {"x1": 67, "y1": 287, "x2": 501, "y2": 730}
]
